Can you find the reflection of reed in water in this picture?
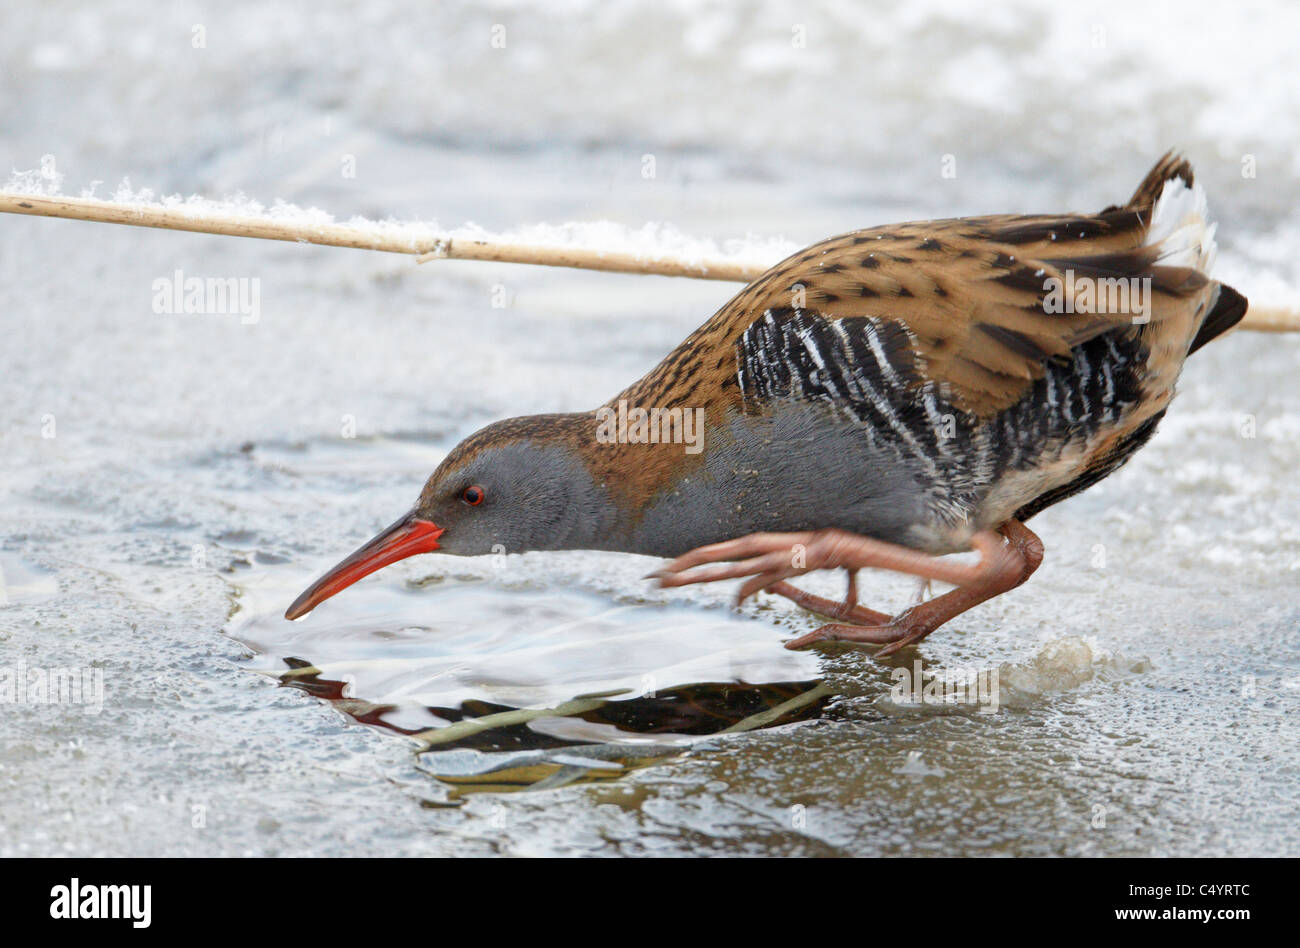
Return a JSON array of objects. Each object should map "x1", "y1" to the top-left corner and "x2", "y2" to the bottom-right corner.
[{"x1": 277, "y1": 658, "x2": 830, "y2": 795}]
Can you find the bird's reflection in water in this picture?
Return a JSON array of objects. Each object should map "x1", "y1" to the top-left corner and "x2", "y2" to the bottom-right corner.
[
  {"x1": 234, "y1": 574, "x2": 830, "y2": 796},
  {"x1": 277, "y1": 658, "x2": 829, "y2": 796}
]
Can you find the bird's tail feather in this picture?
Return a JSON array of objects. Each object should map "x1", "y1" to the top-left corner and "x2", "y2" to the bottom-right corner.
[
  {"x1": 1144, "y1": 174, "x2": 1217, "y2": 275},
  {"x1": 1189, "y1": 283, "x2": 1248, "y2": 354},
  {"x1": 1131, "y1": 152, "x2": 1246, "y2": 351}
]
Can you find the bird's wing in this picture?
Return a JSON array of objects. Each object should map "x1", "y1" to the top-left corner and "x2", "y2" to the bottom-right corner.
[{"x1": 717, "y1": 165, "x2": 1213, "y2": 419}]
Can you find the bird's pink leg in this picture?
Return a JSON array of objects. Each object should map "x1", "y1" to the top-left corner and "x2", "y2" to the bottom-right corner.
[
  {"x1": 654, "y1": 521, "x2": 1042, "y2": 655},
  {"x1": 789, "y1": 520, "x2": 1044, "y2": 654},
  {"x1": 654, "y1": 528, "x2": 1010, "y2": 601}
]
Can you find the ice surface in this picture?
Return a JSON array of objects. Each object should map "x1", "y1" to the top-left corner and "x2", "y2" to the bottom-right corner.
[{"x1": 2, "y1": 0, "x2": 1297, "y2": 856}]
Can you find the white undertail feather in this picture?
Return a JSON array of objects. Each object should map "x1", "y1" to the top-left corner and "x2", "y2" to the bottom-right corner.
[{"x1": 1145, "y1": 176, "x2": 1218, "y2": 275}]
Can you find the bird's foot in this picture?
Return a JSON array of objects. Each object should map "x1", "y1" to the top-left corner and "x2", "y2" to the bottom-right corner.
[
  {"x1": 872, "y1": 614, "x2": 942, "y2": 658},
  {"x1": 781, "y1": 595, "x2": 942, "y2": 652},
  {"x1": 784, "y1": 621, "x2": 909, "y2": 650}
]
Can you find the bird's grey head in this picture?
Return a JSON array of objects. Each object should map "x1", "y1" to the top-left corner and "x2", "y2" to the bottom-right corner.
[
  {"x1": 283, "y1": 413, "x2": 609, "y2": 620},
  {"x1": 414, "y1": 416, "x2": 608, "y2": 556}
]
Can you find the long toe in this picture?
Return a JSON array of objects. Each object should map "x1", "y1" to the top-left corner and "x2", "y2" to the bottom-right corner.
[{"x1": 785, "y1": 622, "x2": 908, "y2": 650}]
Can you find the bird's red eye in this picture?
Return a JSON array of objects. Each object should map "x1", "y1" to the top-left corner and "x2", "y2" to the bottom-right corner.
[{"x1": 462, "y1": 485, "x2": 485, "y2": 506}]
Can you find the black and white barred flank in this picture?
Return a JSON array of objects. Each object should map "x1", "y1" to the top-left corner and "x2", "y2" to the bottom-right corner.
[{"x1": 735, "y1": 307, "x2": 1150, "y2": 525}]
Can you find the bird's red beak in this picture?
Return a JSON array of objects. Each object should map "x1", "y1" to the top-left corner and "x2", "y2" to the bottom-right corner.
[{"x1": 284, "y1": 513, "x2": 444, "y2": 620}]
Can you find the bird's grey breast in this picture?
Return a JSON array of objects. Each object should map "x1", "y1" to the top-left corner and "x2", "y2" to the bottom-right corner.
[{"x1": 628, "y1": 401, "x2": 936, "y2": 556}]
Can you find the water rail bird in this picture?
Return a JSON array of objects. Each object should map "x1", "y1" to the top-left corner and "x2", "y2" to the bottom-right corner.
[{"x1": 286, "y1": 153, "x2": 1246, "y2": 657}]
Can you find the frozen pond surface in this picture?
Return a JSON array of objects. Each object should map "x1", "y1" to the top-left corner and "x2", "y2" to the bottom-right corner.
[{"x1": 2, "y1": 0, "x2": 1298, "y2": 855}]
